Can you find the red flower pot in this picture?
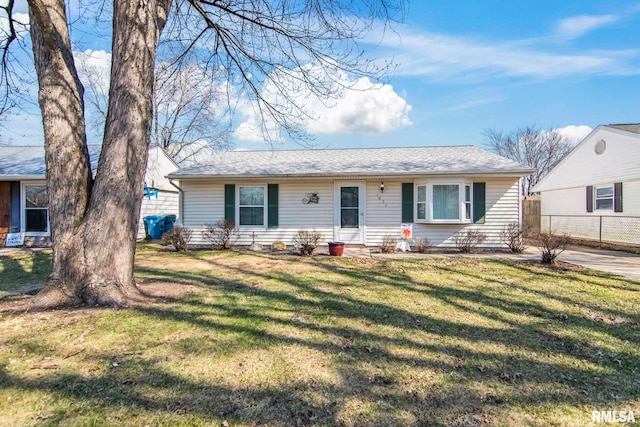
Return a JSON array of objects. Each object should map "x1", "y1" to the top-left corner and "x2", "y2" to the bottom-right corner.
[{"x1": 328, "y1": 242, "x2": 345, "y2": 256}]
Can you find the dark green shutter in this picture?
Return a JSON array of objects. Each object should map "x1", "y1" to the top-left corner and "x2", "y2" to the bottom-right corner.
[
  {"x1": 9, "y1": 182, "x2": 20, "y2": 233},
  {"x1": 268, "y1": 184, "x2": 279, "y2": 228},
  {"x1": 224, "y1": 184, "x2": 235, "y2": 224},
  {"x1": 472, "y1": 182, "x2": 486, "y2": 224},
  {"x1": 401, "y1": 183, "x2": 414, "y2": 223},
  {"x1": 586, "y1": 186, "x2": 594, "y2": 212},
  {"x1": 614, "y1": 182, "x2": 623, "y2": 213}
]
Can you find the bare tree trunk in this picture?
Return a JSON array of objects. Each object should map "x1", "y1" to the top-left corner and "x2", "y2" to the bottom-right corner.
[
  {"x1": 28, "y1": 0, "x2": 93, "y2": 307},
  {"x1": 29, "y1": 0, "x2": 170, "y2": 308}
]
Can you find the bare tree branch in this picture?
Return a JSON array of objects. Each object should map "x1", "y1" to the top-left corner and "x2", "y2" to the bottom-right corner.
[{"x1": 484, "y1": 126, "x2": 575, "y2": 195}]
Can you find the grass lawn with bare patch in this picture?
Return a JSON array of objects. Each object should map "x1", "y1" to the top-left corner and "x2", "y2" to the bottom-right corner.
[{"x1": 1, "y1": 243, "x2": 639, "y2": 426}]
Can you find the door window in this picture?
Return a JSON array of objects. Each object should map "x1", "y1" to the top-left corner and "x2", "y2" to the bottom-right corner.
[{"x1": 340, "y1": 186, "x2": 359, "y2": 228}]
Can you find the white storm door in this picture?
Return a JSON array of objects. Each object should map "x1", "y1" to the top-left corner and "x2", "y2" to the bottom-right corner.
[{"x1": 334, "y1": 182, "x2": 365, "y2": 244}]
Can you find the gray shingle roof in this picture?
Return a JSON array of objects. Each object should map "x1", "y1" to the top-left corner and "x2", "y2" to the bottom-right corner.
[
  {"x1": 0, "y1": 145, "x2": 101, "y2": 178},
  {"x1": 169, "y1": 145, "x2": 533, "y2": 179},
  {"x1": 608, "y1": 123, "x2": 640, "y2": 134}
]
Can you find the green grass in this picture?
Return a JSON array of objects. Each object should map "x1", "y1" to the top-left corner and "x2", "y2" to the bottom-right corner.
[
  {"x1": 0, "y1": 250, "x2": 52, "y2": 297},
  {"x1": 1, "y1": 245, "x2": 639, "y2": 426}
]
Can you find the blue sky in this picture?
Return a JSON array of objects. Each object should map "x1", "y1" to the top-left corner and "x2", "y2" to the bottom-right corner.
[{"x1": 2, "y1": 0, "x2": 639, "y2": 150}]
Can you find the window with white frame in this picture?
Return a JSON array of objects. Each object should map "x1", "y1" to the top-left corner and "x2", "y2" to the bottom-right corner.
[
  {"x1": 416, "y1": 181, "x2": 473, "y2": 223},
  {"x1": 464, "y1": 184, "x2": 471, "y2": 220},
  {"x1": 24, "y1": 183, "x2": 49, "y2": 233},
  {"x1": 417, "y1": 185, "x2": 427, "y2": 220},
  {"x1": 595, "y1": 185, "x2": 614, "y2": 210},
  {"x1": 238, "y1": 186, "x2": 265, "y2": 226}
]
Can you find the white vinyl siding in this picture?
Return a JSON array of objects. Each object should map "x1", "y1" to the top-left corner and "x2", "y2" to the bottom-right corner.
[
  {"x1": 138, "y1": 190, "x2": 180, "y2": 239},
  {"x1": 181, "y1": 176, "x2": 522, "y2": 248},
  {"x1": 184, "y1": 179, "x2": 335, "y2": 246},
  {"x1": 539, "y1": 181, "x2": 640, "y2": 245},
  {"x1": 365, "y1": 178, "x2": 520, "y2": 248},
  {"x1": 534, "y1": 127, "x2": 640, "y2": 193}
]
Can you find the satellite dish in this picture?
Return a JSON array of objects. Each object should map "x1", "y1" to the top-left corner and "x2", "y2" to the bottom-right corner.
[{"x1": 594, "y1": 140, "x2": 606, "y2": 155}]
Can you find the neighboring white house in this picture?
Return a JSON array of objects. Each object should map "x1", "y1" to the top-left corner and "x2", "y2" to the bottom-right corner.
[
  {"x1": 168, "y1": 145, "x2": 533, "y2": 249},
  {"x1": 532, "y1": 124, "x2": 640, "y2": 245},
  {"x1": 0, "y1": 144, "x2": 180, "y2": 246}
]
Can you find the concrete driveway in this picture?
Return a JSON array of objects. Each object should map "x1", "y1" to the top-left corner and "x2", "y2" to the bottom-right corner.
[
  {"x1": 366, "y1": 245, "x2": 640, "y2": 281},
  {"x1": 555, "y1": 246, "x2": 640, "y2": 280}
]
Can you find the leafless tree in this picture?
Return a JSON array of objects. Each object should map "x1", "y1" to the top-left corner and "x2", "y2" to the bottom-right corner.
[
  {"x1": 2, "y1": 0, "x2": 404, "y2": 308},
  {"x1": 78, "y1": 56, "x2": 232, "y2": 164},
  {"x1": 483, "y1": 126, "x2": 575, "y2": 195}
]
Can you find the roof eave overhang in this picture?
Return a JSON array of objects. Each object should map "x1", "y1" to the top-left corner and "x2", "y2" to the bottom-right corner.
[
  {"x1": 169, "y1": 169, "x2": 536, "y2": 180},
  {"x1": 0, "y1": 174, "x2": 46, "y2": 180}
]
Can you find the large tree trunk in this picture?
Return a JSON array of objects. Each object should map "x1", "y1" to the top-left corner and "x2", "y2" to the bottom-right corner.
[{"x1": 29, "y1": 0, "x2": 171, "y2": 309}]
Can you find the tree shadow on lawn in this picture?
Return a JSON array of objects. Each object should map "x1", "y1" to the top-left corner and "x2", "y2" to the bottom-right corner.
[
  {"x1": 2, "y1": 252, "x2": 639, "y2": 425},
  {"x1": 0, "y1": 251, "x2": 51, "y2": 297},
  {"x1": 136, "y1": 254, "x2": 638, "y2": 422}
]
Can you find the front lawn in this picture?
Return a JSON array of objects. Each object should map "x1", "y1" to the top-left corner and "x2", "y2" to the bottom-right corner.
[{"x1": 1, "y1": 245, "x2": 638, "y2": 426}]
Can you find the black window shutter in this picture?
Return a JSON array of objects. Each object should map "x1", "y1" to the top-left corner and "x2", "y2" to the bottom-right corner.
[
  {"x1": 9, "y1": 182, "x2": 20, "y2": 233},
  {"x1": 473, "y1": 182, "x2": 486, "y2": 224},
  {"x1": 224, "y1": 184, "x2": 235, "y2": 224},
  {"x1": 586, "y1": 186, "x2": 594, "y2": 212},
  {"x1": 614, "y1": 182, "x2": 623, "y2": 213},
  {"x1": 401, "y1": 183, "x2": 414, "y2": 223},
  {"x1": 268, "y1": 184, "x2": 279, "y2": 228}
]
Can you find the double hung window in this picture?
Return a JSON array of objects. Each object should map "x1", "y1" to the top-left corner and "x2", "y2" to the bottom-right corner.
[
  {"x1": 595, "y1": 186, "x2": 613, "y2": 210},
  {"x1": 238, "y1": 186, "x2": 265, "y2": 226},
  {"x1": 416, "y1": 182, "x2": 472, "y2": 223},
  {"x1": 24, "y1": 184, "x2": 49, "y2": 234}
]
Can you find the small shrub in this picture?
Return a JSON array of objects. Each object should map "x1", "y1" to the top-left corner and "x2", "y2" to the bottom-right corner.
[
  {"x1": 292, "y1": 230, "x2": 323, "y2": 256},
  {"x1": 202, "y1": 219, "x2": 239, "y2": 250},
  {"x1": 500, "y1": 222, "x2": 527, "y2": 253},
  {"x1": 454, "y1": 230, "x2": 487, "y2": 253},
  {"x1": 413, "y1": 237, "x2": 431, "y2": 253},
  {"x1": 532, "y1": 231, "x2": 571, "y2": 264},
  {"x1": 162, "y1": 226, "x2": 192, "y2": 252},
  {"x1": 380, "y1": 235, "x2": 397, "y2": 254}
]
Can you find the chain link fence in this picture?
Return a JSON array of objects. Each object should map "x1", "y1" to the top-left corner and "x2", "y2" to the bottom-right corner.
[{"x1": 540, "y1": 215, "x2": 640, "y2": 245}]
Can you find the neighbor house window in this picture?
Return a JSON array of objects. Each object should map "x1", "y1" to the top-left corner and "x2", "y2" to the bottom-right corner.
[
  {"x1": 416, "y1": 181, "x2": 473, "y2": 223},
  {"x1": 24, "y1": 183, "x2": 49, "y2": 233},
  {"x1": 595, "y1": 186, "x2": 614, "y2": 210},
  {"x1": 238, "y1": 186, "x2": 265, "y2": 226}
]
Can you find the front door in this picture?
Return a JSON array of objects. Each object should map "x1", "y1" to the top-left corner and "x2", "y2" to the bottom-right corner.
[{"x1": 334, "y1": 182, "x2": 365, "y2": 244}]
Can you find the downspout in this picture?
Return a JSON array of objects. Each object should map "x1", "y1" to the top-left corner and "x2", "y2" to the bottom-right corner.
[{"x1": 168, "y1": 178, "x2": 183, "y2": 226}]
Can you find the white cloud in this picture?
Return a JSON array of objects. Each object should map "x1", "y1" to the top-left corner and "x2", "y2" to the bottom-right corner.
[
  {"x1": 554, "y1": 15, "x2": 619, "y2": 40},
  {"x1": 234, "y1": 64, "x2": 412, "y2": 142},
  {"x1": 74, "y1": 49, "x2": 112, "y2": 96},
  {"x1": 0, "y1": 12, "x2": 29, "y2": 40},
  {"x1": 363, "y1": 13, "x2": 639, "y2": 82},
  {"x1": 387, "y1": 31, "x2": 627, "y2": 79},
  {"x1": 554, "y1": 125, "x2": 592, "y2": 143}
]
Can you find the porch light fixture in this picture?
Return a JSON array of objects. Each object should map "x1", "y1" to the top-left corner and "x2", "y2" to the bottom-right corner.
[{"x1": 380, "y1": 182, "x2": 385, "y2": 193}]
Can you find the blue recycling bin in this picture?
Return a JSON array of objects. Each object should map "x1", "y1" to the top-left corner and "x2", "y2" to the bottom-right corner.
[
  {"x1": 164, "y1": 214, "x2": 177, "y2": 233},
  {"x1": 144, "y1": 215, "x2": 166, "y2": 239}
]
